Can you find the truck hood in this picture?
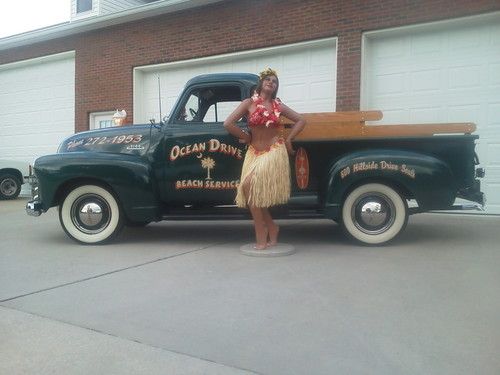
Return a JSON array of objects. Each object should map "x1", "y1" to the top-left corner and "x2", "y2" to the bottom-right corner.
[{"x1": 58, "y1": 125, "x2": 152, "y2": 157}]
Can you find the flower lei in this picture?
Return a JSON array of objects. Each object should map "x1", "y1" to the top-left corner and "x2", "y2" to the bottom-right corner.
[{"x1": 250, "y1": 93, "x2": 281, "y2": 127}]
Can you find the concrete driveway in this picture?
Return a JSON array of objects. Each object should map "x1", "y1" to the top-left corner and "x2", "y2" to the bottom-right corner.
[{"x1": 1, "y1": 198, "x2": 499, "y2": 375}]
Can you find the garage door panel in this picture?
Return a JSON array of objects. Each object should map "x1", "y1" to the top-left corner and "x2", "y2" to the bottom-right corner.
[
  {"x1": 309, "y1": 81, "x2": 331, "y2": 99},
  {"x1": 1, "y1": 102, "x2": 73, "y2": 122},
  {"x1": 230, "y1": 60, "x2": 258, "y2": 73},
  {"x1": 255, "y1": 55, "x2": 282, "y2": 72},
  {"x1": 2, "y1": 135, "x2": 68, "y2": 157},
  {"x1": 2, "y1": 96, "x2": 73, "y2": 115},
  {"x1": 411, "y1": 32, "x2": 443, "y2": 56},
  {"x1": 481, "y1": 140, "x2": 500, "y2": 163},
  {"x1": 448, "y1": 65, "x2": 482, "y2": 89},
  {"x1": 0, "y1": 53, "x2": 75, "y2": 163},
  {"x1": 0, "y1": 61, "x2": 72, "y2": 88},
  {"x1": 446, "y1": 104, "x2": 481, "y2": 123},
  {"x1": 410, "y1": 69, "x2": 442, "y2": 92},
  {"x1": 408, "y1": 107, "x2": 442, "y2": 123},
  {"x1": 3, "y1": 118, "x2": 72, "y2": 137},
  {"x1": 283, "y1": 52, "x2": 309, "y2": 72},
  {"x1": 363, "y1": 15, "x2": 500, "y2": 213},
  {"x1": 486, "y1": 102, "x2": 500, "y2": 129},
  {"x1": 448, "y1": 25, "x2": 488, "y2": 51},
  {"x1": 489, "y1": 63, "x2": 500, "y2": 85},
  {"x1": 483, "y1": 176, "x2": 500, "y2": 210},
  {"x1": 373, "y1": 72, "x2": 406, "y2": 95},
  {"x1": 372, "y1": 36, "x2": 406, "y2": 60},
  {"x1": 311, "y1": 48, "x2": 336, "y2": 70},
  {"x1": 280, "y1": 82, "x2": 306, "y2": 102}
]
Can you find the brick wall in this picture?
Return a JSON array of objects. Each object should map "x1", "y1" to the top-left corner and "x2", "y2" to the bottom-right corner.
[{"x1": 1, "y1": 0, "x2": 499, "y2": 132}]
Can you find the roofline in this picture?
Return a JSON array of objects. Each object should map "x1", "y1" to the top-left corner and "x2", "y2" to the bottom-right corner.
[
  {"x1": 186, "y1": 73, "x2": 259, "y2": 86},
  {"x1": 0, "y1": 0, "x2": 225, "y2": 52}
]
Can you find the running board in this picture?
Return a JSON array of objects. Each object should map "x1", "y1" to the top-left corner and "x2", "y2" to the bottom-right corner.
[
  {"x1": 430, "y1": 203, "x2": 485, "y2": 212},
  {"x1": 160, "y1": 207, "x2": 325, "y2": 221}
]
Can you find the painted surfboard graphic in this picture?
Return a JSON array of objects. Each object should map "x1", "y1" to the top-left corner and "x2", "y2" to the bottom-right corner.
[{"x1": 295, "y1": 147, "x2": 309, "y2": 190}]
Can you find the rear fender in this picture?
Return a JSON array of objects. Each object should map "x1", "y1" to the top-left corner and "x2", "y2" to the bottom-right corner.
[{"x1": 324, "y1": 150, "x2": 456, "y2": 219}]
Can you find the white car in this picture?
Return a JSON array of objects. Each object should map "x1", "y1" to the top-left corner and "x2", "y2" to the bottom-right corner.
[{"x1": 0, "y1": 159, "x2": 29, "y2": 199}]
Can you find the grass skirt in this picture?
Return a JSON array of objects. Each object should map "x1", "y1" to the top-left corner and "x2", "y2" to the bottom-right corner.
[{"x1": 236, "y1": 140, "x2": 290, "y2": 208}]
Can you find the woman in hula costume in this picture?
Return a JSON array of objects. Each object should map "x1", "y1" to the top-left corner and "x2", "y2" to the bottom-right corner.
[{"x1": 224, "y1": 68, "x2": 306, "y2": 250}]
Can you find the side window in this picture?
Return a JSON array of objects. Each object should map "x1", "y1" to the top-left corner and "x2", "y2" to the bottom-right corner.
[
  {"x1": 205, "y1": 101, "x2": 242, "y2": 123},
  {"x1": 178, "y1": 85, "x2": 242, "y2": 124},
  {"x1": 182, "y1": 92, "x2": 200, "y2": 122}
]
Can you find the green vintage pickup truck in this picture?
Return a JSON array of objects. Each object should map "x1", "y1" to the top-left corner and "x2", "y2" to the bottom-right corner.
[{"x1": 26, "y1": 73, "x2": 485, "y2": 245}]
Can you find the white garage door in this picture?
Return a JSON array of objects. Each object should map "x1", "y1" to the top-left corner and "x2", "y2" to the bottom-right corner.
[
  {"x1": 362, "y1": 14, "x2": 500, "y2": 214},
  {"x1": 0, "y1": 52, "x2": 75, "y2": 164},
  {"x1": 134, "y1": 38, "x2": 337, "y2": 124}
]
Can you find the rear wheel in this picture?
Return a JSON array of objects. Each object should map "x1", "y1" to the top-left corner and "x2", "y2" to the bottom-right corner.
[
  {"x1": 341, "y1": 183, "x2": 408, "y2": 245},
  {"x1": 59, "y1": 185, "x2": 123, "y2": 244},
  {"x1": 0, "y1": 173, "x2": 22, "y2": 200}
]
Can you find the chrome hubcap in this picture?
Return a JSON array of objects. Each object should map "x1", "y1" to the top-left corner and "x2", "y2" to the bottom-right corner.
[
  {"x1": 351, "y1": 193, "x2": 395, "y2": 235},
  {"x1": 79, "y1": 202, "x2": 103, "y2": 226},
  {"x1": 71, "y1": 194, "x2": 111, "y2": 234}
]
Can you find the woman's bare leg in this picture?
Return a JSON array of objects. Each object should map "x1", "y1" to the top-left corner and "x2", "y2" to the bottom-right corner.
[
  {"x1": 249, "y1": 207, "x2": 268, "y2": 249},
  {"x1": 243, "y1": 172, "x2": 268, "y2": 249},
  {"x1": 262, "y1": 208, "x2": 279, "y2": 246}
]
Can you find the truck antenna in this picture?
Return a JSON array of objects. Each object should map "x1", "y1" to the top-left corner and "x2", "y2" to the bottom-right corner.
[{"x1": 158, "y1": 75, "x2": 163, "y2": 125}]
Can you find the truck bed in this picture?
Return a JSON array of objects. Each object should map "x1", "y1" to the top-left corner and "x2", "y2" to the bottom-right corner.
[{"x1": 281, "y1": 111, "x2": 476, "y2": 141}]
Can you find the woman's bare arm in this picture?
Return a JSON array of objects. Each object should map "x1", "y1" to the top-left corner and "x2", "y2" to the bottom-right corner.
[{"x1": 280, "y1": 103, "x2": 306, "y2": 155}]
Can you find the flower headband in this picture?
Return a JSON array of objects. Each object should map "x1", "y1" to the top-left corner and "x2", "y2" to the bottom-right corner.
[{"x1": 259, "y1": 67, "x2": 278, "y2": 80}]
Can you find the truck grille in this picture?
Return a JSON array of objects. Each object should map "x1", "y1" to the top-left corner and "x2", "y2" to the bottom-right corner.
[{"x1": 29, "y1": 175, "x2": 40, "y2": 200}]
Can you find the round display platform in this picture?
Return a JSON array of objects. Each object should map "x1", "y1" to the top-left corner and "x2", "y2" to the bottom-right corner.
[{"x1": 239, "y1": 243, "x2": 295, "y2": 257}]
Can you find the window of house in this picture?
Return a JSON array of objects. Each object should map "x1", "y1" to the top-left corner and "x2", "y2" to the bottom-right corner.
[
  {"x1": 177, "y1": 85, "x2": 242, "y2": 124},
  {"x1": 77, "y1": 0, "x2": 93, "y2": 13},
  {"x1": 90, "y1": 111, "x2": 114, "y2": 129}
]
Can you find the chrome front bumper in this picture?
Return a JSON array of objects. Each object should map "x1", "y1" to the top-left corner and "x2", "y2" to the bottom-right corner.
[{"x1": 26, "y1": 200, "x2": 43, "y2": 217}]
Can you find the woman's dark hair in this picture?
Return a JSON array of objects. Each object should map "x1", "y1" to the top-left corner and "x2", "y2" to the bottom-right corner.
[{"x1": 255, "y1": 74, "x2": 279, "y2": 99}]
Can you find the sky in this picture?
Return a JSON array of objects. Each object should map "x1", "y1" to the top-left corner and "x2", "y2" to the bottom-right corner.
[{"x1": 0, "y1": 0, "x2": 70, "y2": 39}]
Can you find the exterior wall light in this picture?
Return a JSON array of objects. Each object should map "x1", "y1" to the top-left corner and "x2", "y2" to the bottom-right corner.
[{"x1": 112, "y1": 109, "x2": 127, "y2": 126}]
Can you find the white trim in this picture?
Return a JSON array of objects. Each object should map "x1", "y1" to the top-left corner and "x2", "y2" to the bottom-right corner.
[
  {"x1": 0, "y1": 0, "x2": 224, "y2": 51},
  {"x1": 360, "y1": 11, "x2": 500, "y2": 109},
  {"x1": 360, "y1": 31, "x2": 370, "y2": 110},
  {"x1": 133, "y1": 37, "x2": 338, "y2": 122},
  {"x1": 133, "y1": 69, "x2": 145, "y2": 126},
  {"x1": 0, "y1": 51, "x2": 75, "y2": 71}
]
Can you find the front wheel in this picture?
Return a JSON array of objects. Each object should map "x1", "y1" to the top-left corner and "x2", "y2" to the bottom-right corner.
[
  {"x1": 59, "y1": 185, "x2": 123, "y2": 244},
  {"x1": 341, "y1": 183, "x2": 408, "y2": 245}
]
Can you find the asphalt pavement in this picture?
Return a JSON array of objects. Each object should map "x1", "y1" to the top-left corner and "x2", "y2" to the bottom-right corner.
[{"x1": 1, "y1": 198, "x2": 499, "y2": 375}]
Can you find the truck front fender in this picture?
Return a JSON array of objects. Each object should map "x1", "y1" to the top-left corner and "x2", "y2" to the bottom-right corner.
[
  {"x1": 34, "y1": 152, "x2": 159, "y2": 222},
  {"x1": 324, "y1": 149, "x2": 456, "y2": 219}
]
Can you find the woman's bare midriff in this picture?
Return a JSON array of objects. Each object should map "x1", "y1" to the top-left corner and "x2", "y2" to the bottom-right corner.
[{"x1": 249, "y1": 126, "x2": 282, "y2": 151}]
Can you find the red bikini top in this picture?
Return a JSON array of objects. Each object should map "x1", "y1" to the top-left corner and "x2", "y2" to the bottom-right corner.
[{"x1": 248, "y1": 93, "x2": 282, "y2": 128}]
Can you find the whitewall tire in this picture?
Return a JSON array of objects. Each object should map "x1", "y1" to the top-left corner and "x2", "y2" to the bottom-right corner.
[
  {"x1": 59, "y1": 185, "x2": 123, "y2": 244},
  {"x1": 341, "y1": 183, "x2": 408, "y2": 245}
]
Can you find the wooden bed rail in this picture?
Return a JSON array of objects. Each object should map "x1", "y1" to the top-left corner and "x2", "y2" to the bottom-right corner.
[{"x1": 280, "y1": 111, "x2": 476, "y2": 140}]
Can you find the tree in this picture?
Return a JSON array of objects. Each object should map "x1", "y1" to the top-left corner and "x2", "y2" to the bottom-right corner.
[{"x1": 201, "y1": 157, "x2": 215, "y2": 180}]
